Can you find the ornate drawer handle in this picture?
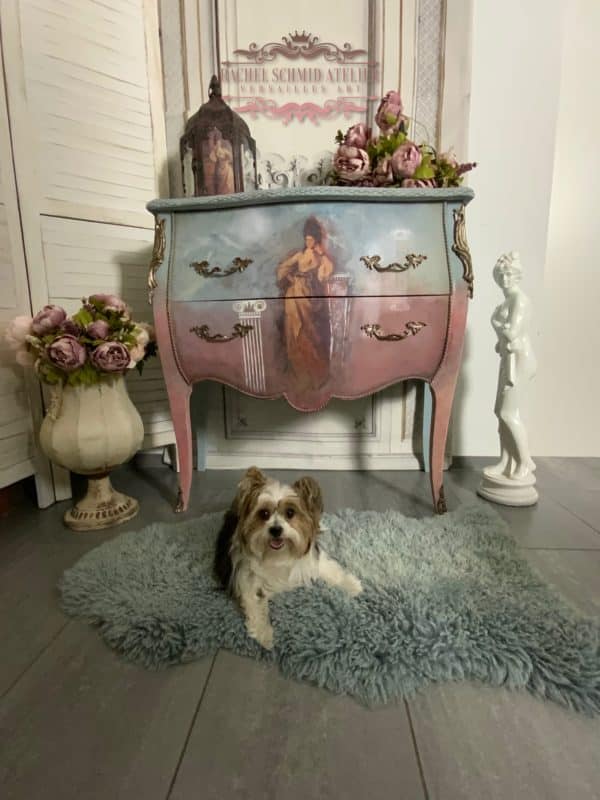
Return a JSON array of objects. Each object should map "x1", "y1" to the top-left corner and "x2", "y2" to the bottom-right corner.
[
  {"x1": 190, "y1": 257, "x2": 253, "y2": 277},
  {"x1": 360, "y1": 254, "x2": 427, "y2": 273},
  {"x1": 190, "y1": 323, "x2": 253, "y2": 343},
  {"x1": 361, "y1": 321, "x2": 427, "y2": 341}
]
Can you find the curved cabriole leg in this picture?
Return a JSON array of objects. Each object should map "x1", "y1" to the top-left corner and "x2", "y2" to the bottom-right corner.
[
  {"x1": 428, "y1": 377, "x2": 454, "y2": 513},
  {"x1": 427, "y1": 283, "x2": 470, "y2": 514},
  {"x1": 155, "y1": 302, "x2": 193, "y2": 512},
  {"x1": 167, "y1": 380, "x2": 193, "y2": 512}
]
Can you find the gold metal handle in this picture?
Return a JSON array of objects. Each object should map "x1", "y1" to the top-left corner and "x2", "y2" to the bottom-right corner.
[
  {"x1": 361, "y1": 321, "x2": 427, "y2": 341},
  {"x1": 360, "y1": 253, "x2": 427, "y2": 273},
  {"x1": 190, "y1": 323, "x2": 253, "y2": 343},
  {"x1": 190, "y1": 257, "x2": 253, "y2": 277}
]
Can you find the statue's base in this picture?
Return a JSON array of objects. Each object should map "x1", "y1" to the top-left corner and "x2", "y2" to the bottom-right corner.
[{"x1": 477, "y1": 468, "x2": 538, "y2": 507}]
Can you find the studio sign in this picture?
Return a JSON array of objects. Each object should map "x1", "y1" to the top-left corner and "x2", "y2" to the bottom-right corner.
[{"x1": 221, "y1": 30, "x2": 379, "y2": 125}]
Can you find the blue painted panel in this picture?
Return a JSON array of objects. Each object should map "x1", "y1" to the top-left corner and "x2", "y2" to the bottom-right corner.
[{"x1": 169, "y1": 201, "x2": 451, "y2": 301}]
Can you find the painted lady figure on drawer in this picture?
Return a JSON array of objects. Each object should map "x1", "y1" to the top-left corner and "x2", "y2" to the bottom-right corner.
[{"x1": 276, "y1": 216, "x2": 335, "y2": 391}]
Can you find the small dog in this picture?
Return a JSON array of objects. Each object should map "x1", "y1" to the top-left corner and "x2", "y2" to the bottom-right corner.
[{"x1": 214, "y1": 467, "x2": 362, "y2": 649}]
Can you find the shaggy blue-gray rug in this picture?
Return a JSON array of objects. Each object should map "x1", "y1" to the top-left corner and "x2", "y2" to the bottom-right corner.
[{"x1": 59, "y1": 504, "x2": 600, "y2": 714}]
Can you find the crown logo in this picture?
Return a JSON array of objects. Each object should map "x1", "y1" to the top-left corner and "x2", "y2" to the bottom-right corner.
[{"x1": 289, "y1": 30, "x2": 311, "y2": 44}]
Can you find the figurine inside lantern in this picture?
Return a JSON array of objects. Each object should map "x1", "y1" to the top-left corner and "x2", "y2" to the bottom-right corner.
[{"x1": 180, "y1": 75, "x2": 258, "y2": 196}]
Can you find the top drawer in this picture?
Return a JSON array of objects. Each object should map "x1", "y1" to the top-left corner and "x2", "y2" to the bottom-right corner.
[{"x1": 168, "y1": 201, "x2": 451, "y2": 302}]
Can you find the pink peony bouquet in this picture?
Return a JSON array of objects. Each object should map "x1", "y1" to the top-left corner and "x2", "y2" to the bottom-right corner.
[
  {"x1": 330, "y1": 90, "x2": 476, "y2": 188},
  {"x1": 5, "y1": 295, "x2": 156, "y2": 386}
]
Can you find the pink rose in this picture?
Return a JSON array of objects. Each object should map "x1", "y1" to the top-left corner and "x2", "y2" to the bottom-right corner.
[
  {"x1": 334, "y1": 145, "x2": 370, "y2": 183},
  {"x1": 15, "y1": 349, "x2": 36, "y2": 367},
  {"x1": 88, "y1": 294, "x2": 130, "y2": 315},
  {"x1": 439, "y1": 150, "x2": 459, "y2": 169},
  {"x1": 60, "y1": 319, "x2": 82, "y2": 337},
  {"x1": 402, "y1": 177, "x2": 437, "y2": 188},
  {"x1": 134, "y1": 323, "x2": 152, "y2": 348},
  {"x1": 373, "y1": 155, "x2": 394, "y2": 186},
  {"x1": 5, "y1": 315, "x2": 33, "y2": 349},
  {"x1": 344, "y1": 123, "x2": 371, "y2": 149},
  {"x1": 31, "y1": 305, "x2": 67, "y2": 336},
  {"x1": 375, "y1": 90, "x2": 406, "y2": 134},
  {"x1": 46, "y1": 335, "x2": 87, "y2": 372},
  {"x1": 127, "y1": 343, "x2": 146, "y2": 367},
  {"x1": 90, "y1": 341, "x2": 130, "y2": 373},
  {"x1": 391, "y1": 142, "x2": 422, "y2": 179},
  {"x1": 127, "y1": 323, "x2": 154, "y2": 368},
  {"x1": 87, "y1": 320, "x2": 110, "y2": 340}
]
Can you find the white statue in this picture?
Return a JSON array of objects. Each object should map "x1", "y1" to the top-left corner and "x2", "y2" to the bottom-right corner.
[{"x1": 478, "y1": 251, "x2": 538, "y2": 506}]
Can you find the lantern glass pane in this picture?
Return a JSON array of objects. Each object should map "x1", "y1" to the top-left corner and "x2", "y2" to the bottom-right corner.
[
  {"x1": 241, "y1": 141, "x2": 256, "y2": 191},
  {"x1": 182, "y1": 143, "x2": 195, "y2": 197},
  {"x1": 201, "y1": 126, "x2": 234, "y2": 195}
]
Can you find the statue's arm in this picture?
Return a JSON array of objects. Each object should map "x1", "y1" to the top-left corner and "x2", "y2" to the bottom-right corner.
[{"x1": 502, "y1": 297, "x2": 528, "y2": 350}]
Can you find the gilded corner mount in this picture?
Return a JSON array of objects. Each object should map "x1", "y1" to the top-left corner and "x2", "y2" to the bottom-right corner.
[
  {"x1": 148, "y1": 218, "x2": 166, "y2": 304},
  {"x1": 452, "y1": 205, "x2": 474, "y2": 298}
]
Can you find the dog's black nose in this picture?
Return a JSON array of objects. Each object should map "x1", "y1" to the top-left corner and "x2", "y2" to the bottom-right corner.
[{"x1": 269, "y1": 524, "x2": 283, "y2": 538}]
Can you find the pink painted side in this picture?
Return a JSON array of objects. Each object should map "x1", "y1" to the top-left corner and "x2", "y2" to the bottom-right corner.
[{"x1": 169, "y1": 295, "x2": 448, "y2": 412}]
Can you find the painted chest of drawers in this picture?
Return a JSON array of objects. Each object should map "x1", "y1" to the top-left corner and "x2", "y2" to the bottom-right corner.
[{"x1": 147, "y1": 186, "x2": 474, "y2": 513}]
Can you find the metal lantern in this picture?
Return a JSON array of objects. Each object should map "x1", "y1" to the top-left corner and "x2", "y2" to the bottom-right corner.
[{"x1": 180, "y1": 75, "x2": 258, "y2": 196}]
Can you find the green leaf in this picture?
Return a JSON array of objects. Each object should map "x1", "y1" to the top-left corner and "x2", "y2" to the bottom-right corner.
[
  {"x1": 72, "y1": 308, "x2": 93, "y2": 327},
  {"x1": 413, "y1": 154, "x2": 435, "y2": 180},
  {"x1": 37, "y1": 362, "x2": 63, "y2": 385},
  {"x1": 335, "y1": 129, "x2": 345, "y2": 145}
]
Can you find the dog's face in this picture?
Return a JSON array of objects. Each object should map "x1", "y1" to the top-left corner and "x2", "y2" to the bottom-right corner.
[{"x1": 235, "y1": 467, "x2": 323, "y2": 562}]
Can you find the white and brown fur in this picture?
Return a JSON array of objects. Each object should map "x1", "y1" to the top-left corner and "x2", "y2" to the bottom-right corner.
[{"x1": 214, "y1": 467, "x2": 362, "y2": 649}]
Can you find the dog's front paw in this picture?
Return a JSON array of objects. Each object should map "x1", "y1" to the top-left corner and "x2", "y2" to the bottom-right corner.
[
  {"x1": 248, "y1": 622, "x2": 274, "y2": 650},
  {"x1": 343, "y1": 574, "x2": 363, "y2": 597}
]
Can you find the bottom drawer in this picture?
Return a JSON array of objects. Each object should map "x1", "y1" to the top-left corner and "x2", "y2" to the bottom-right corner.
[{"x1": 168, "y1": 295, "x2": 449, "y2": 411}]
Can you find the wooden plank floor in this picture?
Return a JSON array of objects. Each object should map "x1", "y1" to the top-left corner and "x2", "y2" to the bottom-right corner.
[{"x1": 0, "y1": 459, "x2": 598, "y2": 799}]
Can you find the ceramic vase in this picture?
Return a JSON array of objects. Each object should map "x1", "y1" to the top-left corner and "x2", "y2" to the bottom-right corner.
[{"x1": 39, "y1": 376, "x2": 144, "y2": 531}]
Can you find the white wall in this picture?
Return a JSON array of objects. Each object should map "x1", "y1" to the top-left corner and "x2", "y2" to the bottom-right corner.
[
  {"x1": 530, "y1": 0, "x2": 600, "y2": 456},
  {"x1": 453, "y1": 0, "x2": 567, "y2": 456}
]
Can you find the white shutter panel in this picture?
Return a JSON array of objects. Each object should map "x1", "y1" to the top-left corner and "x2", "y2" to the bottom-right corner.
[
  {"x1": 20, "y1": 0, "x2": 157, "y2": 227},
  {"x1": 0, "y1": 208, "x2": 36, "y2": 488},
  {"x1": 16, "y1": 0, "x2": 173, "y2": 449},
  {"x1": 0, "y1": 64, "x2": 35, "y2": 487}
]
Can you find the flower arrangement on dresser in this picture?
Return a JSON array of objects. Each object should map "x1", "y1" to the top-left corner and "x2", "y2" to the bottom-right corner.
[
  {"x1": 331, "y1": 89, "x2": 477, "y2": 188},
  {"x1": 5, "y1": 295, "x2": 156, "y2": 532}
]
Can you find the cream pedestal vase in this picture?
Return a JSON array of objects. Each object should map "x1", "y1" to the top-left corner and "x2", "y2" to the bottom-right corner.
[{"x1": 39, "y1": 377, "x2": 144, "y2": 531}]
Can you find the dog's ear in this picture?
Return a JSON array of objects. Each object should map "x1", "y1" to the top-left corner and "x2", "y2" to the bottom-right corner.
[
  {"x1": 235, "y1": 466, "x2": 266, "y2": 516},
  {"x1": 293, "y1": 476, "x2": 324, "y2": 525},
  {"x1": 237, "y1": 466, "x2": 266, "y2": 494}
]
